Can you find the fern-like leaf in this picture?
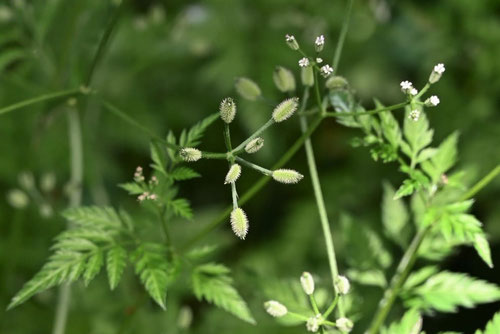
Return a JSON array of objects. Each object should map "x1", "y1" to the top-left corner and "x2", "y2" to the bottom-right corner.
[
  {"x1": 382, "y1": 309, "x2": 422, "y2": 334},
  {"x1": 106, "y1": 244, "x2": 128, "y2": 290},
  {"x1": 475, "y1": 312, "x2": 500, "y2": 334}
]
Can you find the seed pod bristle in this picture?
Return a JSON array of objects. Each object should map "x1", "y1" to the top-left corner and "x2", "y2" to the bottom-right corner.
[
  {"x1": 219, "y1": 97, "x2": 236, "y2": 123},
  {"x1": 272, "y1": 97, "x2": 299, "y2": 123},
  {"x1": 180, "y1": 147, "x2": 202, "y2": 162},
  {"x1": 224, "y1": 164, "x2": 241, "y2": 184},
  {"x1": 230, "y1": 207, "x2": 249, "y2": 239},
  {"x1": 272, "y1": 169, "x2": 303, "y2": 184}
]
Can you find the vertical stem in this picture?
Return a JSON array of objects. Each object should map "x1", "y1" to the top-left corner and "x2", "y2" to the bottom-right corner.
[
  {"x1": 52, "y1": 107, "x2": 83, "y2": 334},
  {"x1": 299, "y1": 88, "x2": 345, "y2": 317},
  {"x1": 332, "y1": 0, "x2": 354, "y2": 70}
]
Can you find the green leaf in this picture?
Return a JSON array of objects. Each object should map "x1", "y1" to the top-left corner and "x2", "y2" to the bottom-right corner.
[
  {"x1": 119, "y1": 182, "x2": 145, "y2": 195},
  {"x1": 83, "y1": 249, "x2": 104, "y2": 286},
  {"x1": 382, "y1": 182, "x2": 410, "y2": 246},
  {"x1": 404, "y1": 271, "x2": 500, "y2": 313},
  {"x1": 403, "y1": 266, "x2": 439, "y2": 290},
  {"x1": 170, "y1": 167, "x2": 201, "y2": 181},
  {"x1": 192, "y1": 263, "x2": 256, "y2": 324},
  {"x1": 379, "y1": 110, "x2": 402, "y2": 149},
  {"x1": 106, "y1": 245, "x2": 128, "y2": 290},
  {"x1": 346, "y1": 269, "x2": 387, "y2": 288},
  {"x1": 167, "y1": 198, "x2": 193, "y2": 220},
  {"x1": 62, "y1": 206, "x2": 123, "y2": 229},
  {"x1": 394, "y1": 179, "x2": 417, "y2": 199},
  {"x1": 382, "y1": 309, "x2": 422, "y2": 334},
  {"x1": 133, "y1": 243, "x2": 170, "y2": 309},
  {"x1": 182, "y1": 113, "x2": 219, "y2": 147},
  {"x1": 421, "y1": 132, "x2": 459, "y2": 183},
  {"x1": 475, "y1": 312, "x2": 500, "y2": 334},
  {"x1": 150, "y1": 141, "x2": 167, "y2": 176},
  {"x1": 403, "y1": 107, "x2": 433, "y2": 163},
  {"x1": 473, "y1": 233, "x2": 493, "y2": 268}
]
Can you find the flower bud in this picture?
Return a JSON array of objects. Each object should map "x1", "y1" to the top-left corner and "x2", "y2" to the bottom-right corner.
[
  {"x1": 320, "y1": 65, "x2": 334, "y2": 78},
  {"x1": 235, "y1": 77, "x2": 261, "y2": 101},
  {"x1": 224, "y1": 164, "x2": 241, "y2": 184},
  {"x1": 180, "y1": 147, "x2": 202, "y2": 162},
  {"x1": 424, "y1": 95, "x2": 440, "y2": 107},
  {"x1": 272, "y1": 169, "x2": 304, "y2": 184},
  {"x1": 18, "y1": 171, "x2": 35, "y2": 190},
  {"x1": 230, "y1": 207, "x2": 249, "y2": 239},
  {"x1": 335, "y1": 318, "x2": 353, "y2": 333},
  {"x1": 325, "y1": 76, "x2": 348, "y2": 90},
  {"x1": 408, "y1": 109, "x2": 420, "y2": 122},
  {"x1": 335, "y1": 275, "x2": 350, "y2": 295},
  {"x1": 219, "y1": 97, "x2": 236, "y2": 123},
  {"x1": 244, "y1": 137, "x2": 264, "y2": 154},
  {"x1": 7, "y1": 189, "x2": 29, "y2": 209},
  {"x1": 272, "y1": 97, "x2": 299, "y2": 123},
  {"x1": 301, "y1": 66, "x2": 314, "y2": 87},
  {"x1": 273, "y1": 66, "x2": 296, "y2": 93},
  {"x1": 429, "y1": 63, "x2": 445, "y2": 84},
  {"x1": 300, "y1": 272, "x2": 315, "y2": 295},
  {"x1": 400, "y1": 81, "x2": 413, "y2": 94},
  {"x1": 264, "y1": 300, "x2": 288, "y2": 317},
  {"x1": 285, "y1": 34, "x2": 299, "y2": 50},
  {"x1": 315, "y1": 35, "x2": 325, "y2": 52},
  {"x1": 306, "y1": 314, "x2": 322, "y2": 332}
]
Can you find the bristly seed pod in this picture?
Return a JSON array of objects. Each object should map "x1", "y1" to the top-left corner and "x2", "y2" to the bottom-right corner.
[
  {"x1": 335, "y1": 317, "x2": 354, "y2": 333},
  {"x1": 224, "y1": 164, "x2": 241, "y2": 184},
  {"x1": 301, "y1": 66, "x2": 314, "y2": 87},
  {"x1": 219, "y1": 97, "x2": 236, "y2": 123},
  {"x1": 180, "y1": 147, "x2": 202, "y2": 162},
  {"x1": 300, "y1": 272, "x2": 315, "y2": 295},
  {"x1": 230, "y1": 207, "x2": 249, "y2": 239},
  {"x1": 325, "y1": 76, "x2": 348, "y2": 90},
  {"x1": 273, "y1": 66, "x2": 296, "y2": 93},
  {"x1": 272, "y1": 169, "x2": 304, "y2": 184},
  {"x1": 272, "y1": 97, "x2": 299, "y2": 123},
  {"x1": 335, "y1": 275, "x2": 350, "y2": 295},
  {"x1": 264, "y1": 300, "x2": 288, "y2": 318},
  {"x1": 235, "y1": 77, "x2": 262, "y2": 101},
  {"x1": 244, "y1": 137, "x2": 264, "y2": 154}
]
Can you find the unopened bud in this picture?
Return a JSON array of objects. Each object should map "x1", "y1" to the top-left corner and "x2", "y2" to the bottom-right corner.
[
  {"x1": 244, "y1": 137, "x2": 264, "y2": 154},
  {"x1": 285, "y1": 34, "x2": 299, "y2": 50},
  {"x1": 264, "y1": 300, "x2": 288, "y2": 317},
  {"x1": 235, "y1": 77, "x2": 261, "y2": 101},
  {"x1": 272, "y1": 97, "x2": 299, "y2": 123},
  {"x1": 230, "y1": 207, "x2": 249, "y2": 239},
  {"x1": 408, "y1": 109, "x2": 420, "y2": 122},
  {"x1": 306, "y1": 314, "x2": 322, "y2": 332},
  {"x1": 7, "y1": 189, "x2": 29, "y2": 209},
  {"x1": 180, "y1": 148, "x2": 202, "y2": 162},
  {"x1": 272, "y1": 169, "x2": 303, "y2": 184},
  {"x1": 424, "y1": 95, "x2": 440, "y2": 107},
  {"x1": 219, "y1": 97, "x2": 236, "y2": 123},
  {"x1": 301, "y1": 66, "x2": 314, "y2": 87},
  {"x1": 336, "y1": 318, "x2": 353, "y2": 333},
  {"x1": 315, "y1": 35, "x2": 325, "y2": 52},
  {"x1": 300, "y1": 272, "x2": 315, "y2": 295},
  {"x1": 335, "y1": 275, "x2": 350, "y2": 295},
  {"x1": 273, "y1": 66, "x2": 296, "y2": 92},
  {"x1": 326, "y1": 76, "x2": 348, "y2": 90},
  {"x1": 429, "y1": 63, "x2": 445, "y2": 84},
  {"x1": 224, "y1": 164, "x2": 241, "y2": 184}
]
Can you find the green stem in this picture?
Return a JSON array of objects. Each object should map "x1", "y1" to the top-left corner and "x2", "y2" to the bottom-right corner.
[
  {"x1": 235, "y1": 156, "x2": 272, "y2": 176},
  {"x1": 323, "y1": 294, "x2": 340, "y2": 319},
  {"x1": 414, "y1": 83, "x2": 430, "y2": 100},
  {"x1": 201, "y1": 152, "x2": 227, "y2": 159},
  {"x1": 0, "y1": 88, "x2": 80, "y2": 116},
  {"x1": 310, "y1": 295, "x2": 321, "y2": 314},
  {"x1": 325, "y1": 102, "x2": 408, "y2": 118},
  {"x1": 460, "y1": 165, "x2": 500, "y2": 201},
  {"x1": 52, "y1": 107, "x2": 84, "y2": 334},
  {"x1": 300, "y1": 91, "x2": 344, "y2": 317},
  {"x1": 232, "y1": 118, "x2": 274, "y2": 154},
  {"x1": 223, "y1": 124, "x2": 233, "y2": 152},
  {"x1": 332, "y1": 0, "x2": 355, "y2": 70}
]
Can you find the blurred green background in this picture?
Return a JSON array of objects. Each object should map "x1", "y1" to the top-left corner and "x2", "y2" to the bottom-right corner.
[{"x1": 0, "y1": 0, "x2": 499, "y2": 333}]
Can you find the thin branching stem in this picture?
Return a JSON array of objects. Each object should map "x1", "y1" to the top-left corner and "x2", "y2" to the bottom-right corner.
[
  {"x1": 0, "y1": 88, "x2": 80, "y2": 116},
  {"x1": 325, "y1": 102, "x2": 409, "y2": 118},
  {"x1": 235, "y1": 156, "x2": 272, "y2": 176},
  {"x1": 232, "y1": 118, "x2": 274, "y2": 154},
  {"x1": 332, "y1": 0, "x2": 354, "y2": 70}
]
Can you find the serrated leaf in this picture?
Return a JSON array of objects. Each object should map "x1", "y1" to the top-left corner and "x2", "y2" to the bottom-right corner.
[
  {"x1": 404, "y1": 266, "x2": 439, "y2": 290},
  {"x1": 192, "y1": 263, "x2": 255, "y2": 324},
  {"x1": 181, "y1": 113, "x2": 219, "y2": 147},
  {"x1": 382, "y1": 182, "x2": 410, "y2": 246},
  {"x1": 379, "y1": 109, "x2": 402, "y2": 149},
  {"x1": 83, "y1": 249, "x2": 104, "y2": 286},
  {"x1": 106, "y1": 245, "x2": 128, "y2": 290},
  {"x1": 475, "y1": 312, "x2": 500, "y2": 334},
  {"x1": 167, "y1": 198, "x2": 193, "y2": 220},
  {"x1": 394, "y1": 179, "x2": 417, "y2": 199},
  {"x1": 404, "y1": 271, "x2": 500, "y2": 313},
  {"x1": 186, "y1": 245, "x2": 218, "y2": 260},
  {"x1": 119, "y1": 182, "x2": 145, "y2": 195},
  {"x1": 170, "y1": 167, "x2": 201, "y2": 181},
  {"x1": 382, "y1": 309, "x2": 422, "y2": 334},
  {"x1": 403, "y1": 106, "x2": 433, "y2": 163},
  {"x1": 62, "y1": 206, "x2": 122, "y2": 229},
  {"x1": 473, "y1": 233, "x2": 493, "y2": 268},
  {"x1": 421, "y1": 132, "x2": 459, "y2": 183},
  {"x1": 347, "y1": 269, "x2": 387, "y2": 288},
  {"x1": 150, "y1": 141, "x2": 167, "y2": 176}
]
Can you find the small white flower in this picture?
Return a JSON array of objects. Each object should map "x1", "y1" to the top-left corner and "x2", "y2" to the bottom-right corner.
[
  {"x1": 285, "y1": 34, "x2": 299, "y2": 50},
  {"x1": 434, "y1": 63, "x2": 445, "y2": 74},
  {"x1": 320, "y1": 64, "x2": 334, "y2": 77},
  {"x1": 264, "y1": 300, "x2": 288, "y2": 318},
  {"x1": 425, "y1": 95, "x2": 440, "y2": 107},
  {"x1": 306, "y1": 314, "x2": 323, "y2": 332},
  {"x1": 138, "y1": 192, "x2": 149, "y2": 202},
  {"x1": 400, "y1": 80, "x2": 413, "y2": 92},
  {"x1": 285, "y1": 34, "x2": 295, "y2": 43},
  {"x1": 316, "y1": 57, "x2": 323, "y2": 63},
  {"x1": 408, "y1": 109, "x2": 420, "y2": 121},
  {"x1": 148, "y1": 193, "x2": 158, "y2": 200},
  {"x1": 299, "y1": 57, "x2": 310, "y2": 67},
  {"x1": 300, "y1": 272, "x2": 315, "y2": 295},
  {"x1": 410, "y1": 88, "x2": 418, "y2": 96},
  {"x1": 335, "y1": 275, "x2": 350, "y2": 295},
  {"x1": 315, "y1": 35, "x2": 325, "y2": 47},
  {"x1": 336, "y1": 317, "x2": 354, "y2": 333}
]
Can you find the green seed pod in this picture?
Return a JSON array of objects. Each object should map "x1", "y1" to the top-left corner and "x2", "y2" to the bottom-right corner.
[
  {"x1": 264, "y1": 300, "x2": 288, "y2": 318},
  {"x1": 285, "y1": 34, "x2": 299, "y2": 50},
  {"x1": 301, "y1": 66, "x2": 314, "y2": 87},
  {"x1": 325, "y1": 76, "x2": 348, "y2": 90},
  {"x1": 7, "y1": 189, "x2": 29, "y2": 209},
  {"x1": 273, "y1": 66, "x2": 296, "y2": 93},
  {"x1": 244, "y1": 137, "x2": 264, "y2": 154},
  {"x1": 180, "y1": 147, "x2": 202, "y2": 162},
  {"x1": 336, "y1": 318, "x2": 354, "y2": 333},
  {"x1": 335, "y1": 275, "x2": 350, "y2": 295},
  {"x1": 306, "y1": 314, "x2": 322, "y2": 332},
  {"x1": 272, "y1": 97, "x2": 299, "y2": 123},
  {"x1": 219, "y1": 97, "x2": 236, "y2": 123},
  {"x1": 230, "y1": 207, "x2": 249, "y2": 239},
  {"x1": 300, "y1": 272, "x2": 315, "y2": 295},
  {"x1": 235, "y1": 77, "x2": 261, "y2": 101},
  {"x1": 272, "y1": 169, "x2": 304, "y2": 184},
  {"x1": 224, "y1": 164, "x2": 241, "y2": 184}
]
